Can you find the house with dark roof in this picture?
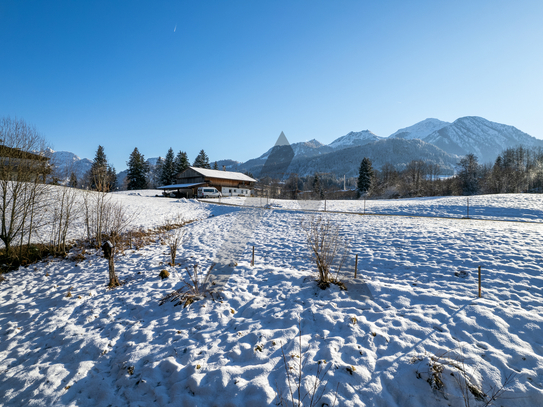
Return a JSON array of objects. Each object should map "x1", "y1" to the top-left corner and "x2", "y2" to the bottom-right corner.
[{"x1": 158, "y1": 166, "x2": 256, "y2": 198}]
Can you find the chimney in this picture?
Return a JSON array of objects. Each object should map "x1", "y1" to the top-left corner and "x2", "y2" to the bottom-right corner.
[{"x1": 223, "y1": 165, "x2": 226, "y2": 171}]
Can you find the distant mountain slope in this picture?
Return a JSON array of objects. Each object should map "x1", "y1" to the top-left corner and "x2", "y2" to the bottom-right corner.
[
  {"x1": 422, "y1": 116, "x2": 543, "y2": 163},
  {"x1": 235, "y1": 138, "x2": 458, "y2": 178},
  {"x1": 389, "y1": 118, "x2": 449, "y2": 140},
  {"x1": 287, "y1": 138, "x2": 458, "y2": 177},
  {"x1": 49, "y1": 150, "x2": 92, "y2": 182}
]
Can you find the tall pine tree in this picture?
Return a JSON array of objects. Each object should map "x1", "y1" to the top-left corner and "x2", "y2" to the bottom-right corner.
[
  {"x1": 357, "y1": 157, "x2": 374, "y2": 194},
  {"x1": 313, "y1": 172, "x2": 324, "y2": 199},
  {"x1": 149, "y1": 157, "x2": 163, "y2": 188},
  {"x1": 174, "y1": 151, "x2": 190, "y2": 174},
  {"x1": 193, "y1": 149, "x2": 211, "y2": 169},
  {"x1": 69, "y1": 172, "x2": 78, "y2": 188},
  {"x1": 127, "y1": 147, "x2": 149, "y2": 190},
  {"x1": 161, "y1": 148, "x2": 176, "y2": 186},
  {"x1": 107, "y1": 165, "x2": 117, "y2": 191},
  {"x1": 89, "y1": 145, "x2": 111, "y2": 191}
]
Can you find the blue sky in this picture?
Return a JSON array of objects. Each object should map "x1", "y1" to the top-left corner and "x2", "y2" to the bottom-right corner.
[{"x1": 1, "y1": 1, "x2": 542, "y2": 171}]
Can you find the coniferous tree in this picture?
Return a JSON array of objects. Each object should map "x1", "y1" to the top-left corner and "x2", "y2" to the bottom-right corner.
[
  {"x1": 457, "y1": 153, "x2": 479, "y2": 195},
  {"x1": 357, "y1": 157, "x2": 374, "y2": 194},
  {"x1": 107, "y1": 165, "x2": 117, "y2": 191},
  {"x1": 193, "y1": 149, "x2": 211, "y2": 169},
  {"x1": 174, "y1": 151, "x2": 190, "y2": 174},
  {"x1": 69, "y1": 172, "x2": 78, "y2": 188},
  {"x1": 127, "y1": 147, "x2": 149, "y2": 190},
  {"x1": 89, "y1": 145, "x2": 110, "y2": 191},
  {"x1": 161, "y1": 148, "x2": 176, "y2": 186},
  {"x1": 148, "y1": 157, "x2": 163, "y2": 188},
  {"x1": 213, "y1": 161, "x2": 219, "y2": 170},
  {"x1": 313, "y1": 172, "x2": 324, "y2": 199}
]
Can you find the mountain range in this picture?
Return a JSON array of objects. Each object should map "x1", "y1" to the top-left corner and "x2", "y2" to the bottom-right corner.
[
  {"x1": 49, "y1": 116, "x2": 543, "y2": 182},
  {"x1": 229, "y1": 116, "x2": 543, "y2": 178}
]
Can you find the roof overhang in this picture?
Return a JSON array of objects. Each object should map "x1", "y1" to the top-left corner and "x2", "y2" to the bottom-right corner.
[{"x1": 157, "y1": 182, "x2": 206, "y2": 190}]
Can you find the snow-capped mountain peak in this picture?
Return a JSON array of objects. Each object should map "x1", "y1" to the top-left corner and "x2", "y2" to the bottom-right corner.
[
  {"x1": 422, "y1": 116, "x2": 543, "y2": 163},
  {"x1": 48, "y1": 149, "x2": 93, "y2": 181},
  {"x1": 328, "y1": 130, "x2": 382, "y2": 150},
  {"x1": 389, "y1": 118, "x2": 450, "y2": 140}
]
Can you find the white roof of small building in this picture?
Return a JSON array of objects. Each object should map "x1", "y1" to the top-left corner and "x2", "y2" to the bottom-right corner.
[{"x1": 188, "y1": 167, "x2": 256, "y2": 182}]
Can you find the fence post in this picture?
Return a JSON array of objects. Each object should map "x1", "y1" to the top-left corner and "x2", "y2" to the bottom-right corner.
[
  {"x1": 364, "y1": 196, "x2": 366, "y2": 215},
  {"x1": 467, "y1": 197, "x2": 470, "y2": 219},
  {"x1": 478, "y1": 265, "x2": 481, "y2": 298},
  {"x1": 354, "y1": 254, "x2": 358, "y2": 279},
  {"x1": 251, "y1": 246, "x2": 255, "y2": 267}
]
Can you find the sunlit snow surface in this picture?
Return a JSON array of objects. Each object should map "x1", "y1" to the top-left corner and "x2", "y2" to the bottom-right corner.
[
  {"x1": 1, "y1": 191, "x2": 543, "y2": 406},
  {"x1": 215, "y1": 193, "x2": 543, "y2": 223}
]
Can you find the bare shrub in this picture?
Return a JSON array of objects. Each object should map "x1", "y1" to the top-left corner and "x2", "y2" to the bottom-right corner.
[
  {"x1": 82, "y1": 189, "x2": 107, "y2": 247},
  {"x1": 103, "y1": 200, "x2": 134, "y2": 288},
  {"x1": 277, "y1": 321, "x2": 338, "y2": 407},
  {"x1": 162, "y1": 214, "x2": 187, "y2": 266},
  {"x1": 159, "y1": 263, "x2": 215, "y2": 308},
  {"x1": 301, "y1": 215, "x2": 349, "y2": 289},
  {"x1": 49, "y1": 186, "x2": 80, "y2": 255}
]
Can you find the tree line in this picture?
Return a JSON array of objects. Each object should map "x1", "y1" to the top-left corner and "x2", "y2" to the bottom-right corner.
[
  {"x1": 65, "y1": 146, "x2": 215, "y2": 191},
  {"x1": 126, "y1": 147, "x2": 214, "y2": 190},
  {"x1": 356, "y1": 146, "x2": 543, "y2": 198}
]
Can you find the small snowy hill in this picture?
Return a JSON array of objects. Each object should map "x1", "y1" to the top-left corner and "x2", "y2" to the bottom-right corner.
[
  {"x1": 389, "y1": 118, "x2": 450, "y2": 140},
  {"x1": 328, "y1": 130, "x2": 383, "y2": 150},
  {"x1": 422, "y1": 116, "x2": 543, "y2": 163}
]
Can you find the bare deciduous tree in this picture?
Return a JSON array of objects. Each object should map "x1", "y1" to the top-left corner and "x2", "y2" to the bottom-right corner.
[
  {"x1": 104, "y1": 200, "x2": 133, "y2": 287},
  {"x1": 0, "y1": 116, "x2": 50, "y2": 263},
  {"x1": 49, "y1": 186, "x2": 80, "y2": 255},
  {"x1": 82, "y1": 180, "x2": 113, "y2": 248}
]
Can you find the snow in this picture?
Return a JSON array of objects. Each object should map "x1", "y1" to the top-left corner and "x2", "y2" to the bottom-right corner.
[
  {"x1": 1, "y1": 189, "x2": 543, "y2": 406},
  {"x1": 187, "y1": 167, "x2": 256, "y2": 182},
  {"x1": 212, "y1": 194, "x2": 543, "y2": 223}
]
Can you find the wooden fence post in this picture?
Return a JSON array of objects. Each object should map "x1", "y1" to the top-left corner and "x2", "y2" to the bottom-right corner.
[
  {"x1": 354, "y1": 254, "x2": 358, "y2": 279},
  {"x1": 364, "y1": 197, "x2": 366, "y2": 215},
  {"x1": 478, "y1": 265, "x2": 481, "y2": 298}
]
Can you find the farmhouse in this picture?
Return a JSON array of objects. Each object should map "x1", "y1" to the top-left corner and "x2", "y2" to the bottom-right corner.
[
  {"x1": 0, "y1": 145, "x2": 50, "y2": 181},
  {"x1": 158, "y1": 166, "x2": 256, "y2": 198}
]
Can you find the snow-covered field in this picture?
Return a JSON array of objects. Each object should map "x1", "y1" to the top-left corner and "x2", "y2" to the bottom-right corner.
[
  {"x1": 1, "y1": 191, "x2": 543, "y2": 406},
  {"x1": 211, "y1": 193, "x2": 543, "y2": 223}
]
